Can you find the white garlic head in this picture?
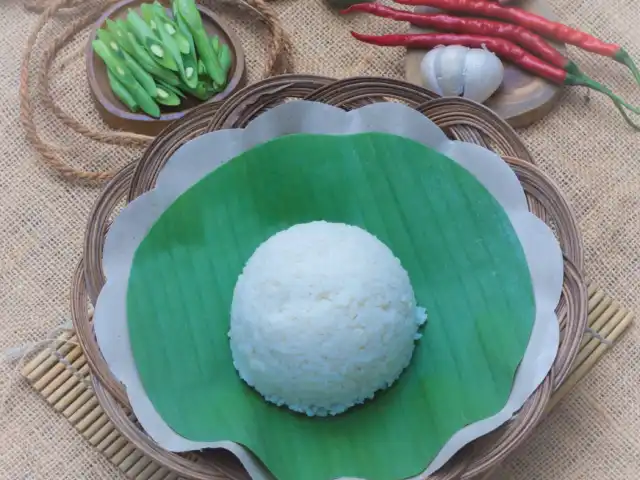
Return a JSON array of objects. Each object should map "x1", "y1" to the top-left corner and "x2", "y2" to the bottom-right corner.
[{"x1": 420, "y1": 45, "x2": 504, "y2": 104}]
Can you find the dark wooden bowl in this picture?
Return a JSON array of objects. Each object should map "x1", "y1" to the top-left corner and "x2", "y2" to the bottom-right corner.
[{"x1": 86, "y1": 0, "x2": 247, "y2": 136}]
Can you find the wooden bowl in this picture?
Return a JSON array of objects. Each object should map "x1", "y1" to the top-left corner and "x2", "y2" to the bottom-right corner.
[
  {"x1": 86, "y1": 0, "x2": 247, "y2": 136},
  {"x1": 405, "y1": 0, "x2": 566, "y2": 128}
]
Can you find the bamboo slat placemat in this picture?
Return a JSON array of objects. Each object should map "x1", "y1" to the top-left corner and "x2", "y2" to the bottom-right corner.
[{"x1": 21, "y1": 283, "x2": 632, "y2": 480}]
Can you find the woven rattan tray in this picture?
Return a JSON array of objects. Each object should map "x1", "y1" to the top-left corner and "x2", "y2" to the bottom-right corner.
[
  {"x1": 71, "y1": 74, "x2": 589, "y2": 479},
  {"x1": 23, "y1": 285, "x2": 632, "y2": 480}
]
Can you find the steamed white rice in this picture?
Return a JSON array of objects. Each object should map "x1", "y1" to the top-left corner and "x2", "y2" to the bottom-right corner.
[{"x1": 228, "y1": 221, "x2": 427, "y2": 416}]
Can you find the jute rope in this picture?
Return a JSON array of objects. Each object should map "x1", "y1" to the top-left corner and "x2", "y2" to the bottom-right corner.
[
  {"x1": 22, "y1": 0, "x2": 86, "y2": 15},
  {"x1": 19, "y1": 0, "x2": 294, "y2": 185}
]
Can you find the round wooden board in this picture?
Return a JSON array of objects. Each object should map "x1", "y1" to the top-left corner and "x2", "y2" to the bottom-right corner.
[
  {"x1": 405, "y1": 0, "x2": 566, "y2": 128},
  {"x1": 86, "y1": 0, "x2": 247, "y2": 137}
]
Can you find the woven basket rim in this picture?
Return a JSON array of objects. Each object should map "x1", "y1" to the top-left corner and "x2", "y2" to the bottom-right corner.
[{"x1": 72, "y1": 75, "x2": 588, "y2": 480}]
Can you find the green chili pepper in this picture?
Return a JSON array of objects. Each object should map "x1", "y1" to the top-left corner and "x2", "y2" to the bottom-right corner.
[
  {"x1": 107, "y1": 68, "x2": 139, "y2": 112},
  {"x1": 122, "y1": 28, "x2": 182, "y2": 87},
  {"x1": 155, "y1": 83, "x2": 181, "y2": 106},
  {"x1": 121, "y1": 48, "x2": 158, "y2": 98},
  {"x1": 153, "y1": 10, "x2": 197, "y2": 90},
  {"x1": 211, "y1": 35, "x2": 220, "y2": 54},
  {"x1": 178, "y1": 50, "x2": 198, "y2": 88},
  {"x1": 96, "y1": 28, "x2": 122, "y2": 55},
  {"x1": 197, "y1": 59, "x2": 206, "y2": 76},
  {"x1": 208, "y1": 35, "x2": 232, "y2": 86},
  {"x1": 151, "y1": 0, "x2": 171, "y2": 22},
  {"x1": 126, "y1": 9, "x2": 177, "y2": 71},
  {"x1": 179, "y1": 80, "x2": 216, "y2": 100},
  {"x1": 143, "y1": 1, "x2": 190, "y2": 54},
  {"x1": 140, "y1": 3, "x2": 160, "y2": 31},
  {"x1": 217, "y1": 42, "x2": 232, "y2": 83},
  {"x1": 166, "y1": 23, "x2": 190, "y2": 55},
  {"x1": 115, "y1": 18, "x2": 181, "y2": 87},
  {"x1": 112, "y1": 18, "x2": 162, "y2": 75},
  {"x1": 92, "y1": 39, "x2": 161, "y2": 118},
  {"x1": 211, "y1": 82, "x2": 223, "y2": 94},
  {"x1": 174, "y1": 0, "x2": 225, "y2": 85},
  {"x1": 168, "y1": 5, "x2": 199, "y2": 89},
  {"x1": 119, "y1": 26, "x2": 161, "y2": 71},
  {"x1": 172, "y1": 0, "x2": 191, "y2": 52},
  {"x1": 157, "y1": 80, "x2": 186, "y2": 98},
  {"x1": 196, "y1": 71, "x2": 222, "y2": 96},
  {"x1": 97, "y1": 28, "x2": 157, "y2": 98},
  {"x1": 205, "y1": 78, "x2": 224, "y2": 95},
  {"x1": 105, "y1": 19, "x2": 135, "y2": 55},
  {"x1": 146, "y1": 1, "x2": 191, "y2": 54}
]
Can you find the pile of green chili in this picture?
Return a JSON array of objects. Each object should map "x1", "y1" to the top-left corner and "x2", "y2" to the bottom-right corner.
[{"x1": 93, "y1": 0, "x2": 233, "y2": 118}]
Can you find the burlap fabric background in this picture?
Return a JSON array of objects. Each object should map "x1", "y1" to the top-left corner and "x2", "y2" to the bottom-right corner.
[{"x1": 1, "y1": 0, "x2": 639, "y2": 477}]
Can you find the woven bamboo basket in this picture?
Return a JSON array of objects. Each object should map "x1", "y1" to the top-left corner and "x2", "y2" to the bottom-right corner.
[{"x1": 71, "y1": 74, "x2": 589, "y2": 480}]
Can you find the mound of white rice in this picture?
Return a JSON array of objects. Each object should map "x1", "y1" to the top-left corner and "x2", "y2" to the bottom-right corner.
[{"x1": 228, "y1": 221, "x2": 426, "y2": 416}]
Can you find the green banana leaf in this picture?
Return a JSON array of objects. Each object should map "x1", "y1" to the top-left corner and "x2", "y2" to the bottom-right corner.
[{"x1": 126, "y1": 132, "x2": 535, "y2": 480}]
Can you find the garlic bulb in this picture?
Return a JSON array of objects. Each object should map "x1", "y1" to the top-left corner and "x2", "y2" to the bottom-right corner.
[{"x1": 420, "y1": 45, "x2": 504, "y2": 104}]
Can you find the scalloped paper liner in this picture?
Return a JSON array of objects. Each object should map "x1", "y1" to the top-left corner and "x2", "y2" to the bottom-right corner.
[{"x1": 94, "y1": 101, "x2": 564, "y2": 478}]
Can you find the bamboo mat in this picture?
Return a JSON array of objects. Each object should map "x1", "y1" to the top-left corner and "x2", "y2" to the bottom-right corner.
[{"x1": 21, "y1": 283, "x2": 632, "y2": 480}]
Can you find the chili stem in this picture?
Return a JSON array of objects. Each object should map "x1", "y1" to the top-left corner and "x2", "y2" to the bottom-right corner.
[
  {"x1": 615, "y1": 49, "x2": 640, "y2": 88},
  {"x1": 568, "y1": 73, "x2": 640, "y2": 129}
]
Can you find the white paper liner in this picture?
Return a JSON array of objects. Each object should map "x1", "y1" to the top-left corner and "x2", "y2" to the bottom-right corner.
[{"x1": 94, "y1": 101, "x2": 563, "y2": 479}]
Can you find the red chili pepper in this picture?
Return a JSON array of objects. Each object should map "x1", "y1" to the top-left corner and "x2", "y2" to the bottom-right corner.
[
  {"x1": 342, "y1": 3, "x2": 571, "y2": 71},
  {"x1": 350, "y1": 31, "x2": 640, "y2": 129},
  {"x1": 391, "y1": 0, "x2": 640, "y2": 84}
]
